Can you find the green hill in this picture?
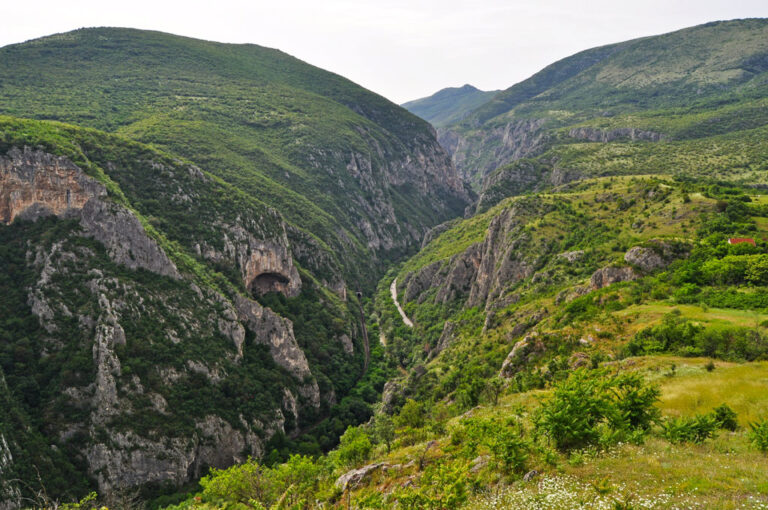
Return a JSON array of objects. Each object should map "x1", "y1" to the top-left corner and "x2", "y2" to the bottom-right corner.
[
  {"x1": 0, "y1": 27, "x2": 470, "y2": 286},
  {"x1": 439, "y1": 18, "x2": 768, "y2": 187},
  {"x1": 401, "y1": 84, "x2": 498, "y2": 127}
]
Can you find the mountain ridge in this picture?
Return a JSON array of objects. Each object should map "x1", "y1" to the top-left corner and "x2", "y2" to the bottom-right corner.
[{"x1": 401, "y1": 84, "x2": 499, "y2": 128}]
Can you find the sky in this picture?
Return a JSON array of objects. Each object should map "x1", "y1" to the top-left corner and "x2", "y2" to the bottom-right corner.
[{"x1": 1, "y1": 1, "x2": 766, "y2": 104}]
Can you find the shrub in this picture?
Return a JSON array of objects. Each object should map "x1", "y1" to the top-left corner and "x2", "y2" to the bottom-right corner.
[
  {"x1": 711, "y1": 404, "x2": 738, "y2": 431},
  {"x1": 534, "y1": 369, "x2": 660, "y2": 451},
  {"x1": 488, "y1": 424, "x2": 529, "y2": 474},
  {"x1": 748, "y1": 418, "x2": 768, "y2": 453},
  {"x1": 394, "y1": 461, "x2": 468, "y2": 509},
  {"x1": 336, "y1": 426, "x2": 372, "y2": 468},
  {"x1": 661, "y1": 414, "x2": 718, "y2": 443},
  {"x1": 534, "y1": 370, "x2": 607, "y2": 451}
]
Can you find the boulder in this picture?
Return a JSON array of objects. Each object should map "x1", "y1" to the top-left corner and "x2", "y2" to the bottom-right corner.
[
  {"x1": 590, "y1": 266, "x2": 638, "y2": 290},
  {"x1": 335, "y1": 462, "x2": 388, "y2": 490}
]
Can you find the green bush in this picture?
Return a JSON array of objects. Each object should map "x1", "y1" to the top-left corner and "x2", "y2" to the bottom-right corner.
[
  {"x1": 661, "y1": 414, "x2": 718, "y2": 443},
  {"x1": 335, "y1": 426, "x2": 372, "y2": 468},
  {"x1": 748, "y1": 418, "x2": 768, "y2": 453},
  {"x1": 488, "y1": 424, "x2": 529, "y2": 474},
  {"x1": 534, "y1": 369, "x2": 660, "y2": 451},
  {"x1": 711, "y1": 404, "x2": 738, "y2": 431}
]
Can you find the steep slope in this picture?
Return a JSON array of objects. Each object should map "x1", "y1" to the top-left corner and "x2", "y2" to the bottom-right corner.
[
  {"x1": 0, "y1": 27, "x2": 470, "y2": 286},
  {"x1": 0, "y1": 116, "x2": 376, "y2": 502},
  {"x1": 401, "y1": 84, "x2": 498, "y2": 128},
  {"x1": 162, "y1": 175, "x2": 768, "y2": 509},
  {"x1": 438, "y1": 18, "x2": 768, "y2": 186}
]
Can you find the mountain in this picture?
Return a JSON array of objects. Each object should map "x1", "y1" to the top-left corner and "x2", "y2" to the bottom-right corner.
[
  {"x1": 0, "y1": 27, "x2": 469, "y2": 504},
  {"x1": 401, "y1": 84, "x2": 499, "y2": 128},
  {"x1": 437, "y1": 18, "x2": 768, "y2": 187},
  {"x1": 156, "y1": 19, "x2": 768, "y2": 509},
  {"x1": 0, "y1": 27, "x2": 470, "y2": 283}
]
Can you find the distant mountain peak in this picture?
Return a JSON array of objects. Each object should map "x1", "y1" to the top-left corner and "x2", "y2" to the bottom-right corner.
[{"x1": 402, "y1": 84, "x2": 499, "y2": 127}]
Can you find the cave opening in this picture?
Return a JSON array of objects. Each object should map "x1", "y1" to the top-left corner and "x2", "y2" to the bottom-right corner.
[{"x1": 250, "y1": 271, "x2": 291, "y2": 296}]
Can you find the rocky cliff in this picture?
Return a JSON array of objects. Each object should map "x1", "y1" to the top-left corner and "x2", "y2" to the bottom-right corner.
[{"x1": 0, "y1": 144, "x2": 329, "y2": 497}]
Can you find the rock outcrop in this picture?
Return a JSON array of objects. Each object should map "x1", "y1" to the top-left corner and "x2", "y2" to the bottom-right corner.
[
  {"x1": 438, "y1": 119, "x2": 550, "y2": 184},
  {"x1": 1, "y1": 147, "x2": 180, "y2": 279},
  {"x1": 402, "y1": 201, "x2": 542, "y2": 311},
  {"x1": 335, "y1": 462, "x2": 388, "y2": 490},
  {"x1": 499, "y1": 333, "x2": 546, "y2": 378},
  {"x1": 235, "y1": 295, "x2": 321, "y2": 408},
  {"x1": 590, "y1": 266, "x2": 638, "y2": 290},
  {"x1": 0, "y1": 147, "x2": 104, "y2": 223}
]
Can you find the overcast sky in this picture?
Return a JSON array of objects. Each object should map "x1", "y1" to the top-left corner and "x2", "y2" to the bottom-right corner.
[{"x1": 1, "y1": 1, "x2": 766, "y2": 103}]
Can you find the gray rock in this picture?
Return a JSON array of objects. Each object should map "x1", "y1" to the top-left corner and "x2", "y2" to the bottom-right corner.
[
  {"x1": 500, "y1": 333, "x2": 546, "y2": 378},
  {"x1": 235, "y1": 295, "x2": 320, "y2": 409},
  {"x1": 590, "y1": 266, "x2": 638, "y2": 290},
  {"x1": 558, "y1": 250, "x2": 585, "y2": 263},
  {"x1": 335, "y1": 462, "x2": 388, "y2": 490},
  {"x1": 624, "y1": 246, "x2": 666, "y2": 273},
  {"x1": 523, "y1": 469, "x2": 540, "y2": 482}
]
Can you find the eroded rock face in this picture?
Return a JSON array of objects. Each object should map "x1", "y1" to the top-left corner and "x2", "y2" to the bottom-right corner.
[
  {"x1": 499, "y1": 333, "x2": 546, "y2": 378},
  {"x1": 624, "y1": 246, "x2": 666, "y2": 273},
  {"x1": 79, "y1": 198, "x2": 180, "y2": 279},
  {"x1": 0, "y1": 147, "x2": 105, "y2": 223},
  {"x1": 235, "y1": 295, "x2": 321, "y2": 409},
  {"x1": 590, "y1": 266, "x2": 638, "y2": 290},
  {"x1": 438, "y1": 119, "x2": 549, "y2": 184},
  {"x1": 335, "y1": 462, "x2": 388, "y2": 490},
  {"x1": 402, "y1": 202, "x2": 539, "y2": 311},
  {"x1": 0, "y1": 433, "x2": 21, "y2": 510},
  {"x1": 1, "y1": 147, "x2": 180, "y2": 279},
  {"x1": 243, "y1": 241, "x2": 301, "y2": 297},
  {"x1": 467, "y1": 208, "x2": 534, "y2": 308},
  {"x1": 624, "y1": 241, "x2": 689, "y2": 273}
]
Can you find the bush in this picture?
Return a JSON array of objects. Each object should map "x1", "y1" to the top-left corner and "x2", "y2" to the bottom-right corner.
[
  {"x1": 488, "y1": 423, "x2": 529, "y2": 474},
  {"x1": 534, "y1": 369, "x2": 660, "y2": 451},
  {"x1": 661, "y1": 414, "x2": 718, "y2": 443},
  {"x1": 394, "y1": 461, "x2": 468, "y2": 509},
  {"x1": 335, "y1": 426, "x2": 372, "y2": 468},
  {"x1": 711, "y1": 404, "x2": 738, "y2": 431},
  {"x1": 748, "y1": 418, "x2": 768, "y2": 453}
]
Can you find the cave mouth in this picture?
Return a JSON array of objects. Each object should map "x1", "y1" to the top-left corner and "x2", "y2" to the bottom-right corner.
[{"x1": 250, "y1": 271, "x2": 291, "y2": 296}]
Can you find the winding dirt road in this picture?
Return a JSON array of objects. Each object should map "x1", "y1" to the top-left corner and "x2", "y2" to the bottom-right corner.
[{"x1": 390, "y1": 278, "x2": 414, "y2": 328}]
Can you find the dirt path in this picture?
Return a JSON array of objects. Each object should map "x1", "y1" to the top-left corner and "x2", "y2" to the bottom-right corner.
[{"x1": 390, "y1": 278, "x2": 414, "y2": 328}]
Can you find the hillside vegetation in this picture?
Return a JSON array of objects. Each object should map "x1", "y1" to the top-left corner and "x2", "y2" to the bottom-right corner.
[
  {"x1": 436, "y1": 19, "x2": 768, "y2": 187},
  {"x1": 401, "y1": 85, "x2": 499, "y2": 128},
  {"x1": 0, "y1": 27, "x2": 469, "y2": 286},
  {"x1": 3, "y1": 18, "x2": 768, "y2": 510}
]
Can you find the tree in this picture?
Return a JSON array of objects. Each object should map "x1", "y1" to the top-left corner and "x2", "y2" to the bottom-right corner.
[
  {"x1": 372, "y1": 414, "x2": 395, "y2": 453},
  {"x1": 485, "y1": 377, "x2": 505, "y2": 406},
  {"x1": 395, "y1": 399, "x2": 426, "y2": 429},
  {"x1": 336, "y1": 426, "x2": 372, "y2": 468}
]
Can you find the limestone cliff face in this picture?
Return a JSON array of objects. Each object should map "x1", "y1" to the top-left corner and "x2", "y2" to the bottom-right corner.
[
  {"x1": 0, "y1": 147, "x2": 323, "y2": 495},
  {"x1": 0, "y1": 147, "x2": 104, "y2": 223},
  {"x1": 312, "y1": 129, "x2": 470, "y2": 253},
  {"x1": 236, "y1": 295, "x2": 321, "y2": 409},
  {"x1": 197, "y1": 226, "x2": 301, "y2": 297},
  {"x1": 1, "y1": 147, "x2": 180, "y2": 278},
  {"x1": 438, "y1": 119, "x2": 549, "y2": 185},
  {"x1": 568, "y1": 127, "x2": 666, "y2": 143},
  {"x1": 402, "y1": 201, "x2": 540, "y2": 311}
]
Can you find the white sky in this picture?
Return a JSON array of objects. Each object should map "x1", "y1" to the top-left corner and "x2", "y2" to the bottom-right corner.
[{"x1": 1, "y1": 1, "x2": 766, "y2": 104}]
